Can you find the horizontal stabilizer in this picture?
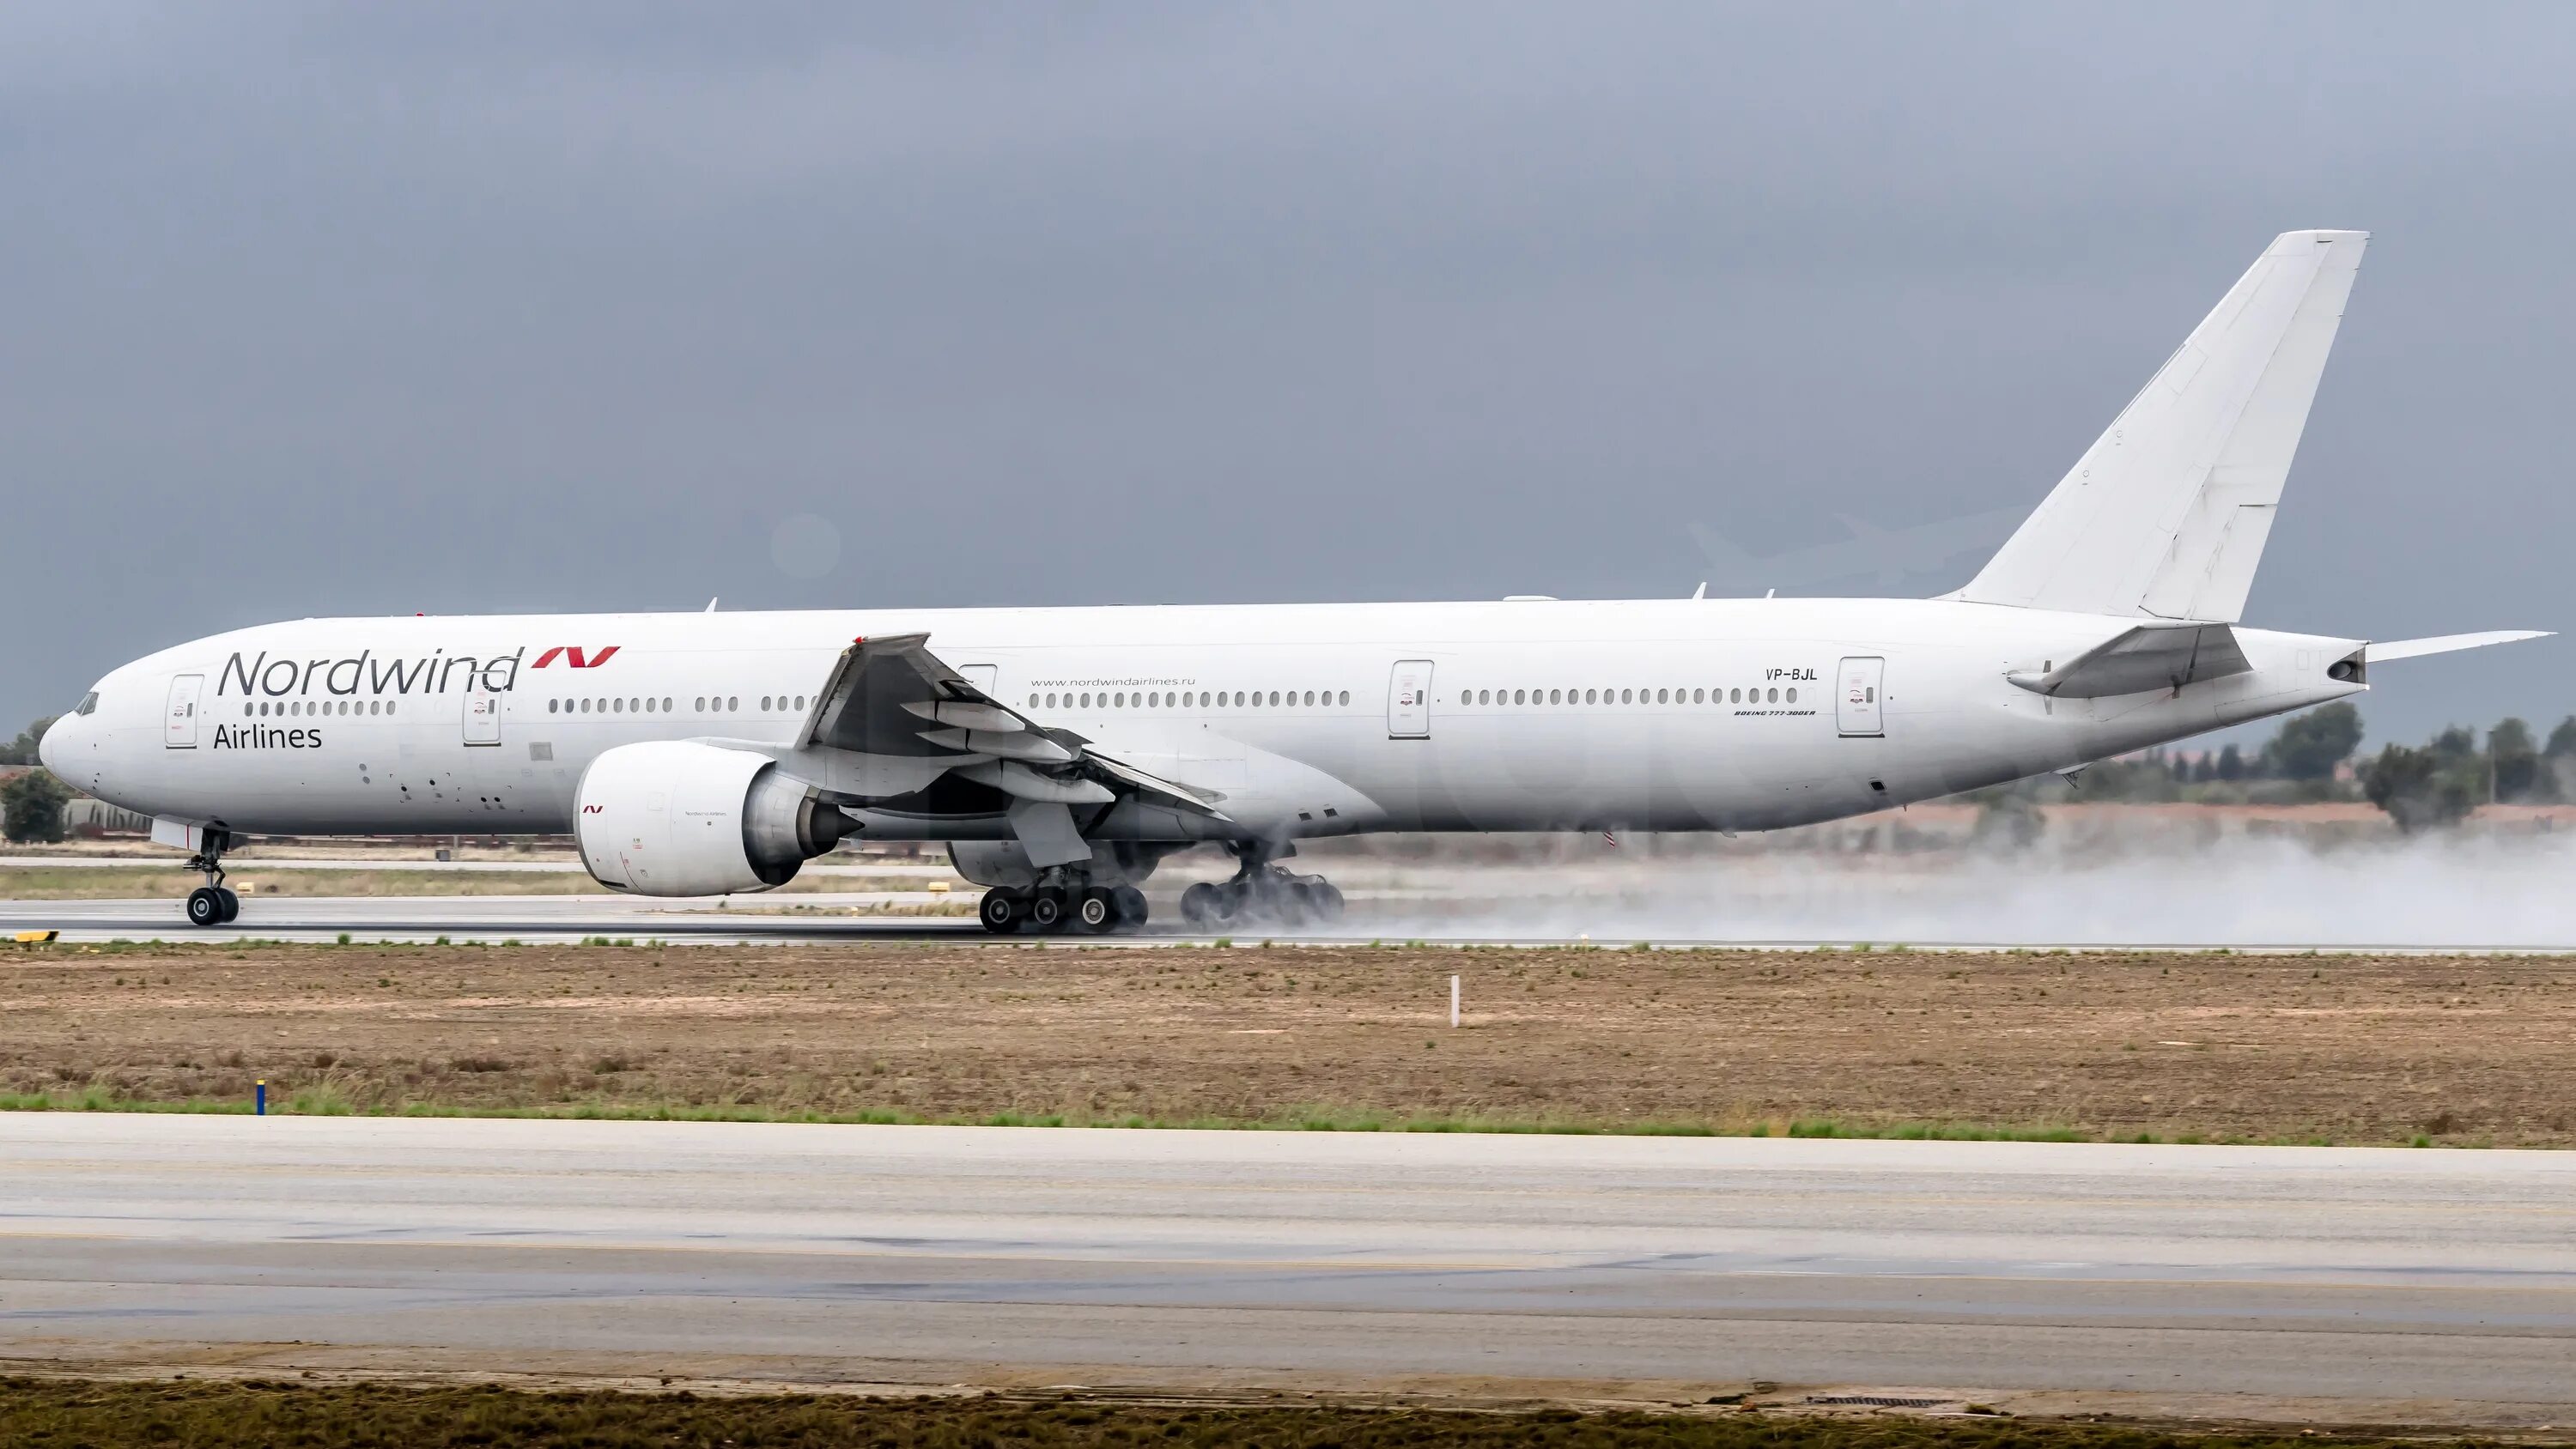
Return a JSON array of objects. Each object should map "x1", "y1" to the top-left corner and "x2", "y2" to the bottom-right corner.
[
  {"x1": 2368, "y1": 630, "x2": 2552, "y2": 663},
  {"x1": 2008, "y1": 621, "x2": 2252, "y2": 699}
]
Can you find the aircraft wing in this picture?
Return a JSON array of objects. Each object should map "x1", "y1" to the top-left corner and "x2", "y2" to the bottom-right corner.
[
  {"x1": 2006, "y1": 621, "x2": 2253, "y2": 699},
  {"x1": 799, "y1": 634, "x2": 1230, "y2": 828}
]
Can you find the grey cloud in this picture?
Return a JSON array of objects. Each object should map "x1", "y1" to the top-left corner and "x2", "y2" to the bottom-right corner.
[{"x1": 3, "y1": 1, "x2": 2570, "y2": 747}]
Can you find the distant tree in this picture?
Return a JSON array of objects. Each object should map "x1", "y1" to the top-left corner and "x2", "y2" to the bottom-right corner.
[
  {"x1": 2360, "y1": 743, "x2": 2480, "y2": 833},
  {"x1": 2430, "y1": 724, "x2": 2478, "y2": 761},
  {"x1": 2190, "y1": 753, "x2": 2217, "y2": 784},
  {"x1": 2543, "y1": 716, "x2": 2576, "y2": 804},
  {"x1": 1, "y1": 769, "x2": 70, "y2": 844},
  {"x1": 2263, "y1": 702, "x2": 2364, "y2": 782},
  {"x1": 2546, "y1": 716, "x2": 2576, "y2": 761},
  {"x1": 2215, "y1": 743, "x2": 2245, "y2": 782},
  {"x1": 0, "y1": 718, "x2": 53, "y2": 767},
  {"x1": 2489, "y1": 718, "x2": 2542, "y2": 803}
]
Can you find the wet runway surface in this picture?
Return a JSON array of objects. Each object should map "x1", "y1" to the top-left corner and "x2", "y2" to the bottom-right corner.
[
  {"x1": 4, "y1": 1116, "x2": 2573, "y2": 1414},
  {"x1": 5, "y1": 893, "x2": 2571, "y2": 953}
]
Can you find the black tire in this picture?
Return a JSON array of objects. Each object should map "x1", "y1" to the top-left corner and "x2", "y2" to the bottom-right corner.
[
  {"x1": 1180, "y1": 882, "x2": 1220, "y2": 928},
  {"x1": 1028, "y1": 889, "x2": 1067, "y2": 932},
  {"x1": 978, "y1": 888, "x2": 1023, "y2": 935},
  {"x1": 1111, "y1": 885, "x2": 1148, "y2": 928},
  {"x1": 215, "y1": 887, "x2": 240, "y2": 924},
  {"x1": 185, "y1": 887, "x2": 222, "y2": 928},
  {"x1": 1074, "y1": 888, "x2": 1117, "y2": 934},
  {"x1": 1309, "y1": 881, "x2": 1345, "y2": 921}
]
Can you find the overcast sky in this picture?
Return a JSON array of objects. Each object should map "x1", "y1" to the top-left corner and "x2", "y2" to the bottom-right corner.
[{"x1": 4, "y1": 2, "x2": 2569, "y2": 746}]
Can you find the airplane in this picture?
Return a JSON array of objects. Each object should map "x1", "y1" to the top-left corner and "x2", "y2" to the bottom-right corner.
[{"x1": 37, "y1": 230, "x2": 2549, "y2": 934}]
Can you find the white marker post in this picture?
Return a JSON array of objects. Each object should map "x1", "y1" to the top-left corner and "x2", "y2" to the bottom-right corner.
[{"x1": 1450, "y1": 973, "x2": 1461, "y2": 1028}]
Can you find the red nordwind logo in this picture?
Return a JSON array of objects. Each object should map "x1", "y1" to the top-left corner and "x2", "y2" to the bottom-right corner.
[{"x1": 532, "y1": 646, "x2": 621, "y2": 669}]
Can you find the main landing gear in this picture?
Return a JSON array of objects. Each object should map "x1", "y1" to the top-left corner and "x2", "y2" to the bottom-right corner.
[
  {"x1": 1177, "y1": 848, "x2": 1345, "y2": 931},
  {"x1": 181, "y1": 829, "x2": 240, "y2": 927},
  {"x1": 979, "y1": 881, "x2": 1149, "y2": 936}
]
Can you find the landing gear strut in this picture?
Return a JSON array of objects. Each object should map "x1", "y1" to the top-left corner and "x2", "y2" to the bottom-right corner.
[
  {"x1": 977, "y1": 880, "x2": 1150, "y2": 936},
  {"x1": 182, "y1": 829, "x2": 239, "y2": 927},
  {"x1": 1177, "y1": 846, "x2": 1344, "y2": 931}
]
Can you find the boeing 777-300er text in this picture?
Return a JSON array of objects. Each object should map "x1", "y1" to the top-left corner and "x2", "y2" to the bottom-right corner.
[{"x1": 38, "y1": 231, "x2": 2550, "y2": 931}]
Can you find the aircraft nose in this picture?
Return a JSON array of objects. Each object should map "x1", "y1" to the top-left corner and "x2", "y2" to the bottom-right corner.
[{"x1": 37, "y1": 714, "x2": 69, "y2": 774}]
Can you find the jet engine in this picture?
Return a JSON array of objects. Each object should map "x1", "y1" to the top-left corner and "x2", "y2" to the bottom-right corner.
[{"x1": 574, "y1": 741, "x2": 853, "y2": 896}]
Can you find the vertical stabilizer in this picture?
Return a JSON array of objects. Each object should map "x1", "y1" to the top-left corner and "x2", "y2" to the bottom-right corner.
[{"x1": 1955, "y1": 230, "x2": 2366, "y2": 621}]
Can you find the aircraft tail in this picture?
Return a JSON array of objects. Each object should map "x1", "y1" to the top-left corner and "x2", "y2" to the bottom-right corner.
[{"x1": 1953, "y1": 230, "x2": 2366, "y2": 621}]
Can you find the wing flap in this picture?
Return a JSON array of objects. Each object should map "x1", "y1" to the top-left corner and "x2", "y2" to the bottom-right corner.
[{"x1": 798, "y1": 633, "x2": 1232, "y2": 823}]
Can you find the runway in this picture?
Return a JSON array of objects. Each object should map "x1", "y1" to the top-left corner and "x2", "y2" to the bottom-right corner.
[
  {"x1": 4, "y1": 1116, "x2": 2573, "y2": 1422},
  {"x1": 4, "y1": 894, "x2": 2573, "y2": 954}
]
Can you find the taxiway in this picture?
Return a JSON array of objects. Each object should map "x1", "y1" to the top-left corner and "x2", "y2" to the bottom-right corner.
[{"x1": 3, "y1": 1115, "x2": 2572, "y2": 1420}]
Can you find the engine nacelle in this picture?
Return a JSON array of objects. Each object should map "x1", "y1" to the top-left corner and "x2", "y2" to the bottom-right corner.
[{"x1": 575, "y1": 742, "x2": 852, "y2": 896}]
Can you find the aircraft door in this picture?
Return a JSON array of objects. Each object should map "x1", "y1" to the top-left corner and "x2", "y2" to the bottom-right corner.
[
  {"x1": 462, "y1": 688, "x2": 502, "y2": 746},
  {"x1": 1836, "y1": 657, "x2": 1885, "y2": 737},
  {"x1": 163, "y1": 675, "x2": 203, "y2": 749},
  {"x1": 959, "y1": 664, "x2": 999, "y2": 697},
  {"x1": 1388, "y1": 659, "x2": 1433, "y2": 738}
]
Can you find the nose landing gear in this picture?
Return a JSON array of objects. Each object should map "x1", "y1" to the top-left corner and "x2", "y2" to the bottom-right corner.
[{"x1": 181, "y1": 829, "x2": 239, "y2": 927}]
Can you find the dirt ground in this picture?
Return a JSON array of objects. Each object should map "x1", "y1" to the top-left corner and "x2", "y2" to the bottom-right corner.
[{"x1": 4, "y1": 940, "x2": 2572, "y2": 1144}]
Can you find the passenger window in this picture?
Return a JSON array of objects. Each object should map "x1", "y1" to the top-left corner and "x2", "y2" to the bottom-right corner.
[
  {"x1": 1786, "y1": 688, "x2": 1797, "y2": 704},
  {"x1": 1767, "y1": 688, "x2": 1779, "y2": 703},
  {"x1": 1340, "y1": 690, "x2": 1350, "y2": 706},
  {"x1": 1513, "y1": 689, "x2": 1526, "y2": 705},
  {"x1": 1656, "y1": 688, "x2": 1668, "y2": 704},
  {"x1": 1693, "y1": 688, "x2": 1704, "y2": 703}
]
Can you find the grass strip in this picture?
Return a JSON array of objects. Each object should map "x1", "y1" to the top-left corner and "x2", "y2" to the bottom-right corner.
[
  {"x1": 0, "y1": 1088, "x2": 2294, "y2": 1143},
  {"x1": 0, "y1": 1379, "x2": 2531, "y2": 1449}
]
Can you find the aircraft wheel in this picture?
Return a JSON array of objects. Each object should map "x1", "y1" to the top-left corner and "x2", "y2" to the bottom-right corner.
[
  {"x1": 1180, "y1": 882, "x2": 1224, "y2": 928},
  {"x1": 978, "y1": 888, "x2": 1023, "y2": 935},
  {"x1": 1074, "y1": 888, "x2": 1117, "y2": 934},
  {"x1": 1027, "y1": 889, "x2": 1067, "y2": 933},
  {"x1": 185, "y1": 887, "x2": 224, "y2": 928},
  {"x1": 1111, "y1": 886, "x2": 1148, "y2": 929},
  {"x1": 215, "y1": 887, "x2": 240, "y2": 924},
  {"x1": 1303, "y1": 880, "x2": 1344, "y2": 922}
]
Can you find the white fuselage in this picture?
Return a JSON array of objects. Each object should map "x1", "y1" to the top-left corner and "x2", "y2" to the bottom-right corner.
[{"x1": 44, "y1": 597, "x2": 2362, "y2": 845}]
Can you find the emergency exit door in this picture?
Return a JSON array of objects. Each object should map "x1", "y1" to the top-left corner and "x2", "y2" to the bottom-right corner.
[
  {"x1": 163, "y1": 675, "x2": 203, "y2": 749},
  {"x1": 1836, "y1": 656, "x2": 1885, "y2": 737},
  {"x1": 462, "y1": 688, "x2": 502, "y2": 746},
  {"x1": 1388, "y1": 660, "x2": 1433, "y2": 738}
]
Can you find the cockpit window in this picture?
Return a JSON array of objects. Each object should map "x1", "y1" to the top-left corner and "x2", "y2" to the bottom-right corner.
[{"x1": 76, "y1": 692, "x2": 99, "y2": 717}]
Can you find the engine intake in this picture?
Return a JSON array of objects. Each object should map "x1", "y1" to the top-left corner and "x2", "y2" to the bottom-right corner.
[{"x1": 575, "y1": 741, "x2": 853, "y2": 896}]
